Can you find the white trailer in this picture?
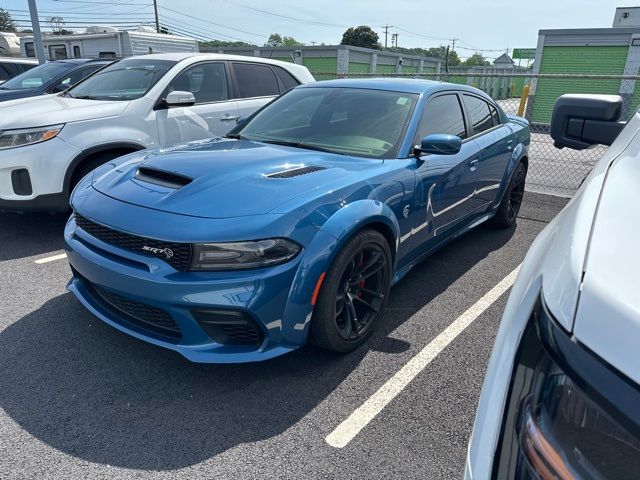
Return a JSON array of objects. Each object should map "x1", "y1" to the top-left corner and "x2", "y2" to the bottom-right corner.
[
  {"x1": 20, "y1": 26, "x2": 198, "y2": 60},
  {"x1": 0, "y1": 32, "x2": 21, "y2": 56}
]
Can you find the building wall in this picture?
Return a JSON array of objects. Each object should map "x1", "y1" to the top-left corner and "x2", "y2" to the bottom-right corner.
[{"x1": 532, "y1": 45, "x2": 629, "y2": 123}]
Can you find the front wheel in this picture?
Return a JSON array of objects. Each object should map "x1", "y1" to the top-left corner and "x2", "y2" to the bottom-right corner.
[
  {"x1": 310, "y1": 229, "x2": 392, "y2": 353},
  {"x1": 491, "y1": 161, "x2": 526, "y2": 228}
]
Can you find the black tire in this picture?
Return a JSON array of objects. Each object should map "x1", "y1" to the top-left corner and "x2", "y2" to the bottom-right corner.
[
  {"x1": 491, "y1": 161, "x2": 526, "y2": 228},
  {"x1": 70, "y1": 152, "x2": 127, "y2": 192},
  {"x1": 310, "y1": 229, "x2": 392, "y2": 353}
]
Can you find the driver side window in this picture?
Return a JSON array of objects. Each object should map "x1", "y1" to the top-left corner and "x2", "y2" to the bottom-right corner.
[
  {"x1": 168, "y1": 62, "x2": 228, "y2": 104},
  {"x1": 414, "y1": 94, "x2": 467, "y2": 144}
]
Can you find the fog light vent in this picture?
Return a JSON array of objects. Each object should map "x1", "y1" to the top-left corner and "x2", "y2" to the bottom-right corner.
[
  {"x1": 192, "y1": 309, "x2": 264, "y2": 346},
  {"x1": 11, "y1": 169, "x2": 32, "y2": 196}
]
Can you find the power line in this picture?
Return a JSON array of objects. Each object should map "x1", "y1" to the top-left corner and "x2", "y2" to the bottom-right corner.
[{"x1": 159, "y1": 5, "x2": 267, "y2": 38}]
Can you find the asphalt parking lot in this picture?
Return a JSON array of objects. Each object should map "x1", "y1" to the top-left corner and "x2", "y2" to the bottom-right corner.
[{"x1": 0, "y1": 192, "x2": 568, "y2": 480}]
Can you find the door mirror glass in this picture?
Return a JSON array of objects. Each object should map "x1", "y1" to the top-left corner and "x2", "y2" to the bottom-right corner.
[
  {"x1": 418, "y1": 134, "x2": 462, "y2": 155},
  {"x1": 551, "y1": 94, "x2": 625, "y2": 150},
  {"x1": 165, "y1": 90, "x2": 195, "y2": 106}
]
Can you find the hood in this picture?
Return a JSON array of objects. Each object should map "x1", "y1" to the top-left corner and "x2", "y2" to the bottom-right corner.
[
  {"x1": 0, "y1": 94, "x2": 130, "y2": 129},
  {"x1": 91, "y1": 138, "x2": 375, "y2": 219},
  {"x1": 0, "y1": 88, "x2": 39, "y2": 103},
  {"x1": 572, "y1": 136, "x2": 640, "y2": 385}
]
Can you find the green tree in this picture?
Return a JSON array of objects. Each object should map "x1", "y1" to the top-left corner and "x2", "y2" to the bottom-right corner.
[
  {"x1": 265, "y1": 33, "x2": 303, "y2": 47},
  {"x1": 425, "y1": 45, "x2": 461, "y2": 66},
  {"x1": 340, "y1": 26, "x2": 380, "y2": 50},
  {"x1": 0, "y1": 8, "x2": 16, "y2": 32},
  {"x1": 199, "y1": 40, "x2": 255, "y2": 48},
  {"x1": 463, "y1": 52, "x2": 490, "y2": 67}
]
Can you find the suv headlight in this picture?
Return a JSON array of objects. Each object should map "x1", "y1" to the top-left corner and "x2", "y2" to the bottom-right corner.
[
  {"x1": 0, "y1": 124, "x2": 64, "y2": 150},
  {"x1": 493, "y1": 297, "x2": 640, "y2": 479},
  {"x1": 190, "y1": 238, "x2": 301, "y2": 271}
]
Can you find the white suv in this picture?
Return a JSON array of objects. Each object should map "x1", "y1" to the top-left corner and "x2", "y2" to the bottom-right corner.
[{"x1": 0, "y1": 53, "x2": 314, "y2": 212}]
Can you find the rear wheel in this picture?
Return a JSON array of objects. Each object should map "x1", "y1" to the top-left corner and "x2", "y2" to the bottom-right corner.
[
  {"x1": 310, "y1": 229, "x2": 392, "y2": 353},
  {"x1": 491, "y1": 161, "x2": 526, "y2": 228}
]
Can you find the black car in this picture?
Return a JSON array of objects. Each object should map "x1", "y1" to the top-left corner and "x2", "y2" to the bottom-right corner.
[
  {"x1": 0, "y1": 59, "x2": 111, "y2": 102},
  {"x1": 0, "y1": 58, "x2": 38, "y2": 85}
]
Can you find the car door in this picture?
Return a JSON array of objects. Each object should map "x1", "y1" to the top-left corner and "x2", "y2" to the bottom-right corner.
[
  {"x1": 461, "y1": 94, "x2": 513, "y2": 207},
  {"x1": 156, "y1": 61, "x2": 240, "y2": 144},
  {"x1": 410, "y1": 92, "x2": 484, "y2": 248},
  {"x1": 231, "y1": 62, "x2": 283, "y2": 119}
]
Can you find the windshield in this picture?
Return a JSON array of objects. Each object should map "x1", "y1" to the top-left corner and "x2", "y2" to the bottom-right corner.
[
  {"x1": 1, "y1": 62, "x2": 71, "y2": 90},
  {"x1": 67, "y1": 58, "x2": 176, "y2": 101},
  {"x1": 237, "y1": 87, "x2": 418, "y2": 159}
]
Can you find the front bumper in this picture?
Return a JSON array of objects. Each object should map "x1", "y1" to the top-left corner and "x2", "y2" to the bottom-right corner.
[
  {"x1": 0, "y1": 137, "x2": 80, "y2": 209},
  {"x1": 64, "y1": 214, "x2": 312, "y2": 363}
]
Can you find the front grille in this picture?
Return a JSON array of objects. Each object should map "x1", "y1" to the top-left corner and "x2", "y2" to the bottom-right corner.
[
  {"x1": 75, "y1": 214, "x2": 192, "y2": 271},
  {"x1": 91, "y1": 284, "x2": 182, "y2": 340}
]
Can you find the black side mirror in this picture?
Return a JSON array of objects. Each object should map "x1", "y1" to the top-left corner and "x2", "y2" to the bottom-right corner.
[{"x1": 550, "y1": 94, "x2": 626, "y2": 150}]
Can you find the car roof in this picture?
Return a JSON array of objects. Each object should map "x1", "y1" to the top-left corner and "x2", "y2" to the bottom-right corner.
[
  {"x1": 0, "y1": 57, "x2": 39, "y2": 64},
  {"x1": 122, "y1": 52, "x2": 303, "y2": 67},
  {"x1": 299, "y1": 77, "x2": 493, "y2": 97},
  {"x1": 49, "y1": 58, "x2": 111, "y2": 65}
]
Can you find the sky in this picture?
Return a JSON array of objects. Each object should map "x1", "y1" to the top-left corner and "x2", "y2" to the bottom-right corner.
[{"x1": 1, "y1": 0, "x2": 630, "y2": 60}]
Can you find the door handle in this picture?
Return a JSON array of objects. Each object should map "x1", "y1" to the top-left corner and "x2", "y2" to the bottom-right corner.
[
  {"x1": 220, "y1": 115, "x2": 239, "y2": 121},
  {"x1": 469, "y1": 159, "x2": 479, "y2": 171}
]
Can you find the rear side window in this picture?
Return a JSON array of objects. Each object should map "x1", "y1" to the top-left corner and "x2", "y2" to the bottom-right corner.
[
  {"x1": 0, "y1": 66, "x2": 10, "y2": 82},
  {"x1": 490, "y1": 104, "x2": 501, "y2": 126},
  {"x1": 233, "y1": 63, "x2": 280, "y2": 98},
  {"x1": 463, "y1": 94, "x2": 493, "y2": 135},
  {"x1": 415, "y1": 94, "x2": 467, "y2": 141},
  {"x1": 272, "y1": 65, "x2": 300, "y2": 92}
]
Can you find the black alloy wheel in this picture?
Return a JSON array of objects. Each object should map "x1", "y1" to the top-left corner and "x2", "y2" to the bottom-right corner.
[{"x1": 310, "y1": 229, "x2": 392, "y2": 353}]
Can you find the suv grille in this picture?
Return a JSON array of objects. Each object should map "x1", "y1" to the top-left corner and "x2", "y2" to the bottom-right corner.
[
  {"x1": 91, "y1": 283, "x2": 182, "y2": 340},
  {"x1": 75, "y1": 214, "x2": 192, "y2": 271}
]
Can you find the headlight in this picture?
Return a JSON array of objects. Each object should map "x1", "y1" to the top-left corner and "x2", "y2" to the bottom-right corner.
[
  {"x1": 493, "y1": 297, "x2": 640, "y2": 480},
  {"x1": 0, "y1": 124, "x2": 64, "y2": 150},
  {"x1": 190, "y1": 238, "x2": 301, "y2": 270}
]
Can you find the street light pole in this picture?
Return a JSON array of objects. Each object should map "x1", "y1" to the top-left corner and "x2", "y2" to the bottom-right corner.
[{"x1": 27, "y1": 0, "x2": 46, "y2": 64}]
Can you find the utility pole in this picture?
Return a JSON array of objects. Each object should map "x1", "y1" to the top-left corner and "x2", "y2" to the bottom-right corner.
[
  {"x1": 153, "y1": 0, "x2": 160, "y2": 33},
  {"x1": 27, "y1": 0, "x2": 46, "y2": 64},
  {"x1": 392, "y1": 33, "x2": 398, "y2": 51},
  {"x1": 381, "y1": 25, "x2": 393, "y2": 51},
  {"x1": 310, "y1": 41, "x2": 317, "y2": 46},
  {"x1": 450, "y1": 37, "x2": 459, "y2": 54}
]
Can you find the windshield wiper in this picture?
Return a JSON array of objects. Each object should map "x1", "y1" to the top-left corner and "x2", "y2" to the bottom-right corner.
[
  {"x1": 67, "y1": 94, "x2": 96, "y2": 100},
  {"x1": 225, "y1": 133, "x2": 245, "y2": 140},
  {"x1": 259, "y1": 139, "x2": 344, "y2": 155}
]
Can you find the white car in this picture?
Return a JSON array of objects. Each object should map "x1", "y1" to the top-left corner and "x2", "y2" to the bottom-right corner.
[
  {"x1": 0, "y1": 53, "x2": 314, "y2": 212},
  {"x1": 466, "y1": 94, "x2": 640, "y2": 479}
]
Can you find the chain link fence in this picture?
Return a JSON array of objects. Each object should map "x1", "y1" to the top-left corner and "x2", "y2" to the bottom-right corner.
[{"x1": 309, "y1": 71, "x2": 639, "y2": 197}]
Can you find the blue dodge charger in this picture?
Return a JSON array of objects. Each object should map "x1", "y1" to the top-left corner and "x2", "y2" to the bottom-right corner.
[{"x1": 65, "y1": 79, "x2": 530, "y2": 363}]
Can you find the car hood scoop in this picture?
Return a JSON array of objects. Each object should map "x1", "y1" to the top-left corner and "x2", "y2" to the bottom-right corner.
[{"x1": 91, "y1": 138, "x2": 348, "y2": 219}]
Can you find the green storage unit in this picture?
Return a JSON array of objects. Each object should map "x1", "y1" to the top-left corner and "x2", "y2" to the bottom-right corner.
[
  {"x1": 532, "y1": 45, "x2": 628, "y2": 123},
  {"x1": 402, "y1": 65, "x2": 418, "y2": 74},
  {"x1": 304, "y1": 57, "x2": 338, "y2": 79},
  {"x1": 348, "y1": 62, "x2": 370, "y2": 74},
  {"x1": 422, "y1": 66, "x2": 436, "y2": 74},
  {"x1": 376, "y1": 64, "x2": 396, "y2": 74}
]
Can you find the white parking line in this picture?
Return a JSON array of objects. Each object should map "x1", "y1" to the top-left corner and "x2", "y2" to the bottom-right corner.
[
  {"x1": 34, "y1": 253, "x2": 68, "y2": 264},
  {"x1": 325, "y1": 265, "x2": 521, "y2": 449}
]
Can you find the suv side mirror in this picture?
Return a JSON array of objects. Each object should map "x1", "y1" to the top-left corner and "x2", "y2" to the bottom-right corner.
[
  {"x1": 550, "y1": 94, "x2": 626, "y2": 150},
  {"x1": 416, "y1": 134, "x2": 462, "y2": 156},
  {"x1": 165, "y1": 90, "x2": 196, "y2": 107}
]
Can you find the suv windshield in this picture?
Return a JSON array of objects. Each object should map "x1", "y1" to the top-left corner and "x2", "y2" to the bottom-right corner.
[
  {"x1": 1, "y1": 62, "x2": 71, "y2": 90},
  {"x1": 67, "y1": 58, "x2": 176, "y2": 101},
  {"x1": 237, "y1": 87, "x2": 418, "y2": 159}
]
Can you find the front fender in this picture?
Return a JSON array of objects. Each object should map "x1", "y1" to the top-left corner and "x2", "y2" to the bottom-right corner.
[{"x1": 280, "y1": 200, "x2": 400, "y2": 345}]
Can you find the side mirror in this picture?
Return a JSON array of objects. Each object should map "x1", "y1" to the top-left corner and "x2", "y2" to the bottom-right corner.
[
  {"x1": 416, "y1": 134, "x2": 462, "y2": 156},
  {"x1": 236, "y1": 115, "x2": 248, "y2": 126},
  {"x1": 165, "y1": 90, "x2": 195, "y2": 107},
  {"x1": 550, "y1": 94, "x2": 626, "y2": 150}
]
